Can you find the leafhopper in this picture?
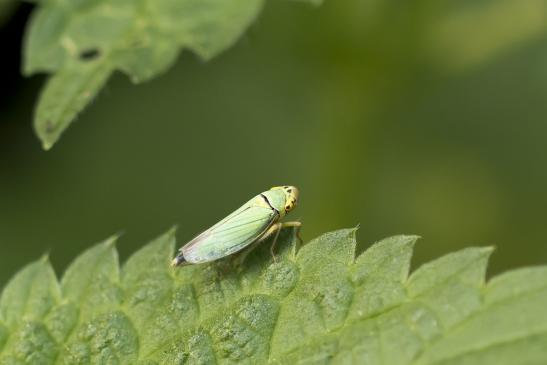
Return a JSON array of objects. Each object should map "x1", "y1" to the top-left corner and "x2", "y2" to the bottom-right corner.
[{"x1": 171, "y1": 186, "x2": 301, "y2": 266}]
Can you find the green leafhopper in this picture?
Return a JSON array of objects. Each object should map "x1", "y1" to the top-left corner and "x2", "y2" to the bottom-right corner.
[{"x1": 171, "y1": 186, "x2": 301, "y2": 266}]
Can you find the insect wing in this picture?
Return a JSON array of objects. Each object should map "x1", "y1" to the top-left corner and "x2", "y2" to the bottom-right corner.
[{"x1": 182, "y1": 200, "x2": 277, "y2": 263}]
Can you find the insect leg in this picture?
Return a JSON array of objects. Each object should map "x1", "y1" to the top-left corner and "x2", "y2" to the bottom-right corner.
[
  {"x1": 232, "y1": 239, "x2": 262, "y2": 268},
  {"x1": 270, "y1": 224, "x2": 283, "y2": 263},
  {"x1": 289, "y1": 221, "x2": 304, "y2": 246},
  {"x1": 259, "y1": 221, "x2": 302, "y2": 262}
]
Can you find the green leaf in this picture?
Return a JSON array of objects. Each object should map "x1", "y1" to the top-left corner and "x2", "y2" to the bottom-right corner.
[
  {"x1": 1, "y1": 228, "x2": 546, "y2": 364},
  {"x1": 23, "y1": 0, "x2": 318, "y2": 150},
  {"x1": 33, "y1": 63, "x2": 113, "y2": 150}
]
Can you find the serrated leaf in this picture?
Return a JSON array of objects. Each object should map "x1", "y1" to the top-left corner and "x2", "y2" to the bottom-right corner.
[
  {"x1": 0, "y1": 257, "x2": 60, "y2": 329},
  {"x1": 0, "y1": 257, "x2": 61, "y2": 365},
  {"x1": 33, "y1": 62, "x2": 113, "y2": 150},
  {"x1": 60, "y1": 235, "x2": 121, "y2": 315},
  {"x1": 1, "y1": 227, "x2": 546, "y2": 364},
  {"x1": 23, "y1": 0, "x2": 319, "y2": 150}
]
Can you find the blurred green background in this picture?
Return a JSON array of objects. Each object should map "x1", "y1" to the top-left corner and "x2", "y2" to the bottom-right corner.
[{"x1": 1, "y1": 0, "x2": 547, "y2": 287}]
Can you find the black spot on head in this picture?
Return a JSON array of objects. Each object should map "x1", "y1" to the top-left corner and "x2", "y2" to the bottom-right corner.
[
  {"x1": 79, "y1": 48, "x2": 100, "y2": 61},
  {"x1": 287, "y1": 188, "x2": 293, "y2": 193}
]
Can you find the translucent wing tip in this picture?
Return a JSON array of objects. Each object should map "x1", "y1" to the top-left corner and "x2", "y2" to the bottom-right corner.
[{"x1": 171, "y1": 253, "x2": 188, "y2": 267}]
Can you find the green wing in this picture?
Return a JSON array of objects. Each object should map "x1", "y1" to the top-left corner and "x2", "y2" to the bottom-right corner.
[{"x1": 181, "y1": 198, "x2": 278, "y2": 263}]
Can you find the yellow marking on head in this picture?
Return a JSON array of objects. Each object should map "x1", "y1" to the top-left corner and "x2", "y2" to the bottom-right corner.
[{"x1": 271, "y1": 185, "x2": 299, "y2": 214}]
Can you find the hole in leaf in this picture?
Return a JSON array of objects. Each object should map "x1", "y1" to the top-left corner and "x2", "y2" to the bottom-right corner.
[{"x1": 79, "y1": 48, "x2": 100, "y2": 61}]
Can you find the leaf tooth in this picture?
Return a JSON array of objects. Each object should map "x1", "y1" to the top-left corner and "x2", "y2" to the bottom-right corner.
[
  {"x1": 485, "y1": 266, "x2": 547, "y2": 305},
  {"x1": 60, "y1": 235, "x2": 121, "y2": 316},
  {"x1": 122, "y1": 226, "x2": 177, "y2": 279},
  {"x1": 408, "y1": 246, "x2": 494, "y2": 297},
  {"x1": 0, "y1": 258, "x2": 60, "y2": 328},
  {"x1": 34, "y1": 63, "x2": 113, "y2": 150},
  {"x1": 297, "y1": 228, "x2": 358, "y2": 270},
  {"x1": 352, "y1": 234, "x2": 419, "y2": 285}
]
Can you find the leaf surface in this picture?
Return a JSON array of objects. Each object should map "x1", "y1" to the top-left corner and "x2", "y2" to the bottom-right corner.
[{"x1": 1, "y1": 228, "x2": 546, "y2": 364}]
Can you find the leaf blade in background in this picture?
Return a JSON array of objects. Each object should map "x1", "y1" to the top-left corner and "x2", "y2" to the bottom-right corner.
[
  {"x1": 23, "y1": 0, "x2": 319, "y2": 149},
  {"x1": 0, "y1": 228, "x2": 546, "y2": 364},
  {"x1": 33, "y1": 62, "x2": 113, "y2": 150}
]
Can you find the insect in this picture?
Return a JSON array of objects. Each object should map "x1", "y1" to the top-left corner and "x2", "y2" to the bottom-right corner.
[{"x1": 171, "y1": 186, "x2": 301, "y2": 266}]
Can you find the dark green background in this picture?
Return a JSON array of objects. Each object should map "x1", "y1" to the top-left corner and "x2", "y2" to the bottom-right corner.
[{"x1": 2, "y1": 0, "x2": 547, "y2": 287}]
